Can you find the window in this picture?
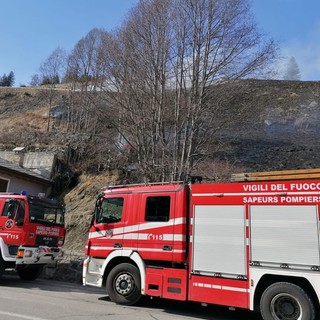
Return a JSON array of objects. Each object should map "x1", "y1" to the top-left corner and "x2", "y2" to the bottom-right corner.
[
  {"x1": 0, "y1": 178, "x2": 9, "y2": 192},
  {"x1": 15, "y1": 201, "x2": 25, "y2": 225},
  {"x1": 145, "y1": 196, "x2": 170, "y2": 222},
  {"x1": 1, "y1": 199, "x2": 24, "y2": 222},
  {"x1": 96, "y1": 198, "x2": 124, "y2": 224},
  {"x1": 29, "y1": 201, "x2": 64, "y2": 226}
]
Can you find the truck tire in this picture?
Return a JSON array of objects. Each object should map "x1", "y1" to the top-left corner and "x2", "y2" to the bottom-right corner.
[
  {"x1": 106, "y1": 263, "x2": 141, "y2": 305},
  {"x1": 16, "y1": 265, "x2": 43, "y2": 281},
  {"x1": 260, "y1": 282, "x2": 315, "y2": 320},
  {"x1": 0, "y1": 254, "x2": 5, "y2": 279}
]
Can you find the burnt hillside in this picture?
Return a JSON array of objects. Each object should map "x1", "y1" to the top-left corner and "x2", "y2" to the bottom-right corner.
[
  {"x1": 207, "y1": 79, "x2": 320, "y2": 172},
  {"x1": 1, "y1": 80, "x2": 320, "y2": 260},
  {"x1": 1, "y1": 80, "x2": 320, "y2": 174}
]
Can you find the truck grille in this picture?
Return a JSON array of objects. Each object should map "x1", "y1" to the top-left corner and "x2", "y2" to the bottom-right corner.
[
  {"x1": 9, "y1": 246, "x2": 19, "y2": 255},
  {"x1": 35, "y1": 235, "x2": 58, "y2": 247}
]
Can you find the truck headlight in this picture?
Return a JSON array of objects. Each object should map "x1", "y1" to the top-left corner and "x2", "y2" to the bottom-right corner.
[{"x1": 24, "y1": 250, "x2": 33, "y2": 258}]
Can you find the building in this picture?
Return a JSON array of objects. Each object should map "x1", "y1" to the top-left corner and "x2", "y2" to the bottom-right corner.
[{"x1": 0, "y1": 156, "x2": 53, "y2": 196}]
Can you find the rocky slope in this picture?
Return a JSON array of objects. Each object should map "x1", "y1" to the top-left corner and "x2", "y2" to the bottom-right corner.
[{"x1": 42, "y1": 172, "x2": 120, "y2": 283}]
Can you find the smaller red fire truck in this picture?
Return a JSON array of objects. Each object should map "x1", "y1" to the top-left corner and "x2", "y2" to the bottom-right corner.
[
  {"x1": 83, "y1": 168, "x2": 320, "y2": 320},
  {"x1": 0, "y1": 192, "x2": 65, "y2": 280}
]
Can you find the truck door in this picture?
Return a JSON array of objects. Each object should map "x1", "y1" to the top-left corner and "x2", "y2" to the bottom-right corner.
[
  {"x1": 137, "y1": 192, "x2": 176, "y2": 261},
  {"x1": 0, "y1": 198, "x2": 26, "y2": 247},
  {"x1": 89, "y1": 195, "x2": 127, "y2": 257}
]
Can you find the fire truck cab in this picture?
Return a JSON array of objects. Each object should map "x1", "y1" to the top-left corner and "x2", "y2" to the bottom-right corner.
[
  {"x1": 83, "y1": 170, "x2": 320, "y2": 320},
  {"x1": 0, "y1": 193, "x2": 65, "y2": 280}
]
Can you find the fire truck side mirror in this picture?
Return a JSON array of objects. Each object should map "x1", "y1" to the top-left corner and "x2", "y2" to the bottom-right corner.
[
  {"x1": 90, "y1": 197, "x2": 102, "y2": 228},
  {"x1": 90, "y1": 212, "x2": 95, "y2": 228},
  {"x1": 89, "y1": 213, "x2": 100, "y2": 231}
]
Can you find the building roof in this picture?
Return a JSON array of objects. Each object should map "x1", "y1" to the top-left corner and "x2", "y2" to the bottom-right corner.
[{"x1": 0, "y1": 157, "x2": 51, "y2": 184}]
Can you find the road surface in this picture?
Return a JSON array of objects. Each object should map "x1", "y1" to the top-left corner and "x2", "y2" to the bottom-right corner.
[{"x1": 0, "y1": 275, "x2": 262, "y2": 320}]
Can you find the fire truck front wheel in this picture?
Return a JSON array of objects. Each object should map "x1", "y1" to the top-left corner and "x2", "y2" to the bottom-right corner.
[
  {"x1": 260, "y1": 282, "x2": 315, "y2": 320},
  {"x1": 106, "y1": 263, "x2": 141, "y2": 306},
  {"x1": 16, "y1": 265, "x2": 44, "y2": 281}
]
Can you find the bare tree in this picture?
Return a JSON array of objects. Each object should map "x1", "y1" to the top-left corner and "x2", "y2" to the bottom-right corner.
[
  {"x1": 30, "y1": 74, "x2": 41, "y2": 86},
  {"x1": 66, "y1": 28, "x2": 107, "y2": 90},
  {"x1": 167, "y1": 0, "x2": 278, "y2": 180},
  {"x1": 39, "y1": 47, "x2": 67, "y2": 131},
  {"x1": 97, "y1": 0, "x2": 175, "y2": 181},
  {"x1": 39, "y1": 47, "x2": 66, "y2": 86},
  {"x1": 98, "y1": 0, "x2": 277, "y2": 182},
  {"x1": 66, "y1": 28, "x2": 109, "y2": 134},
  {"x1": 63, "y1": 29, "x2": 118, "y2": 172}
]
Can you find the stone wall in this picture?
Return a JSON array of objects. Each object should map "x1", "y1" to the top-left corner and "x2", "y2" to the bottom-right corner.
[{"x1": 0, "y1": 150, "x2": 56, "y2": 179}]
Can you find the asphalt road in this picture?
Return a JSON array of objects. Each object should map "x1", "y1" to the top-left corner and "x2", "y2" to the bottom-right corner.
[{"x1": 0, "y1": 275, "x2": 262, "y2": 320}]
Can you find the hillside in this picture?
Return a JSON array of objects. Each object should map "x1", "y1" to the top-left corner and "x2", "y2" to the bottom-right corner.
[
  {"x1": 1, "y1": 80, "x2": 320, "y2": 173},
  {"x1": 1, "y1": 79, "x2": 320, "y2": 279},
  {"x1": 0, "y1": 86, "x2": 68, "y2": 149},
  {"x1": 207, "y1": 79, "x2": 320, "y2": 171},
  {"x1": 63, "y1": 172, "x2": 119, "y2": 254}
]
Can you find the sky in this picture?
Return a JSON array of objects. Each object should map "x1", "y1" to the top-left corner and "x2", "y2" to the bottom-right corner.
[
  {"x1": 251, "y1": 0, "x2": 320, "y2": 81},
  {"x1": 0, "y1": 0, "x2": 319, "y2": 86}
]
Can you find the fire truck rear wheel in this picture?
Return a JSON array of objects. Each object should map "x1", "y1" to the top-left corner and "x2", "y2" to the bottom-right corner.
[
  {"x1": 106, "y1": 263, "x2": 141, "y2": 305},
  {"x1": 260, "y1": 282, "x2": 315, "y2": 320},
  {"x1": 16, "y1": 265, "x2": 44, "y2": 281}
]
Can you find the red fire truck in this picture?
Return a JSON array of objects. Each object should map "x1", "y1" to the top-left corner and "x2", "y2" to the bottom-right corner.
[
  {"x1": 0, "y1": 193, "x2": 65, "y2": 280},
  {"x1": 83, "y1": 169, "x2": 320, "y2": 320}
]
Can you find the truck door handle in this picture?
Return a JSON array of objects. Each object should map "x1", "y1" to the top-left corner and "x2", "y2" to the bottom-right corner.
[
  {"x1": 162, "y1": 245, "x2": 172, "y2": 251},
  {"x1": 113, "y1": 243, "x2": 122, "y2": 248}
]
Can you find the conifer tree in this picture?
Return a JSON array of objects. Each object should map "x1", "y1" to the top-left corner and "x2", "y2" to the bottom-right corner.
[
  {"x1": 0, "y1": 71, "x2": 15, "y2": 87},
  {"x1": 283, "y1": 56, "x2": 301, "y2": 80}
]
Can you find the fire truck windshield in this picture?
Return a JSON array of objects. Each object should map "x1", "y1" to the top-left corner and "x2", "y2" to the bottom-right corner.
[
  {"x1": 95, "y1": 197, "x2": 123, "y2": 224},
  {"x1": 28, "y1": 198, "x2": 64, "y2": 226}
]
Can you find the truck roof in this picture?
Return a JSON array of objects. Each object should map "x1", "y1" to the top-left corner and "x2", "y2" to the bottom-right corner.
[
  {"x1": 102, "y1": 182, "x2": 186, "y2": 195},
  {"x1": 0, "y1": 193, "x2": 63, "y2": 208}
]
